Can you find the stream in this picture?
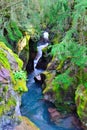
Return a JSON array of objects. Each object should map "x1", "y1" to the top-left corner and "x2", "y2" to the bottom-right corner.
[{"x1": 20, "y1": 43, "x2": 81, "y2": 130}]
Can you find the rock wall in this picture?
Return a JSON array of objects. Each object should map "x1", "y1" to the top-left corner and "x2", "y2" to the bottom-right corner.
[
  {"x1": 75, "y1": 85, "x2": 87, "y2": 130},
  {"x1": 0, "y1": 42, "x2": 28, "y2": 129},
  {"x1": 42, "y1": 57, "x2": 76, "y2": 113},
  {"x1": 42, "y1": 55, "x2": 87, "y2": 129}
]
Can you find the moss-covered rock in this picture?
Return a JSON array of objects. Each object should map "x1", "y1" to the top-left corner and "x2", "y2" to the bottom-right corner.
[
  {"x1": 0, "y1": 42, "x2": 23, "y2": 70},
  {"x1": 75, "y1": 85, "x2": 87, "y2": 129},
  {"x1": 14, "y1": 79, "x2": 28, "y2": 93},
  {"x1": 42, "y1": 71, "x2": 56, "y2": 94},
  {"x1": 51, "y1": 32, "x2": 62, "y2": 44},
  {"x1": 17, "y1": 33, "x2": 30, "y2": 69},
  {"x1": 0, "y1": 42, "x2": 28, "y2": 129},
  {"x1": 42, "y1": 57, "x2": 76, "y2": 113}
]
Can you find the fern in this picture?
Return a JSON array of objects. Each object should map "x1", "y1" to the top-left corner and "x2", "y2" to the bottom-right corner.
[
  {"x1": 51, "y1": 41, "x2": 87, "y2": 68},
  {"x1": 53, "y1": 70, "x2": 73, "y2": 91},
  {"x1": 13, "y1": 70, "x2": 27, "y2": 81},
  {"x1": 5, "y1": 21, "x2": 23, "y2": 42},
  {"x1": 10, "y1": 21, "x2": 23, "y2": 40},
  {"x1": 6, "y1": 24, "x2": 15, "y2": 41},
  {"x1": 0, "y1": 35, "x2": 12, "y2": 49},
  {"x1": 51, "y1": 40, "x2": 87, "y2": 91}
]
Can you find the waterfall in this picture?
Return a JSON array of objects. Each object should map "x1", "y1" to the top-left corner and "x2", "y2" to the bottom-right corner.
[{"x1": 34, "y1": 43, "x2": 49, "y2": 68}]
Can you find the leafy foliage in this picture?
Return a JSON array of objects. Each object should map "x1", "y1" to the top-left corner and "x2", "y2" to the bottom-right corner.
[
  {"x1": 50, "y1": 0, "x2": 87, "y2": 91},
  {"x1": 51, "y1": 41, "x2": 87, "y2": 90},
  {"x1": 51, "y1": 41, "x2": 87, "y2": 67},
  {"x1": 23, "y1": 0, "x2": 71, "y2": 35},
  {"x1": 0, "y1": 35, "x2": 12, "y2": 49},
  {"x1": 53, "y1": 70, "x2": 73, "y2": 91},
  {"x1": 0, "y1": 20, "x2": 23, "y2": 49},
  {"x1": 13, "y1": 70, "x2": 27, "y2": 81},
  {"x1": 5, "y1": 21, "x2": 23, "y2": 42}
]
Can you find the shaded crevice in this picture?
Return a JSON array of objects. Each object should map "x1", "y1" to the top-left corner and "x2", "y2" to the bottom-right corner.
[{"x1": 26, "y1": 38, "x2": 37, "y2": 73}]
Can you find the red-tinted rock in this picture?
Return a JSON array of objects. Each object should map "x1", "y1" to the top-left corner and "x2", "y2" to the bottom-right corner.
[{"x1": 48, "y1": 108, "x2": 63, "y2": 120}]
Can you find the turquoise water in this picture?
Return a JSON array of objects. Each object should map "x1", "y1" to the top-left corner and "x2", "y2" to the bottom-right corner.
[{"x1": 21, "y1": 69, "x2": 81, "y2": 130}]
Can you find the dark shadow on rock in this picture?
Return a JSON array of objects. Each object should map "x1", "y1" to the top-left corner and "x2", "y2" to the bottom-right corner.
[
  {"x1": 26, "y1": 38, "x2": 37, "y2": 73},
  {"x1": 34, "y1": 73, "x2": 46, "y2": 84}
]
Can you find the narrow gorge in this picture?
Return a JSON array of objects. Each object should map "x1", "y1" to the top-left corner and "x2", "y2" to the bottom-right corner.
[{"x1": 0, "y1": 0, "x2": 87, "y2": 130}]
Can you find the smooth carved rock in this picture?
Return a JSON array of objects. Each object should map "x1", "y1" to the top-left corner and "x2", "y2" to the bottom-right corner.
[
  {"x1": 0, "y1": 68, "x2": 10, "y2": 83},
  {"x1": 14, "y1": 116, "x2": 40, "y2": 130},
  {"x1": 48, "y1": 108, "x2": 63, "y2": 119}
]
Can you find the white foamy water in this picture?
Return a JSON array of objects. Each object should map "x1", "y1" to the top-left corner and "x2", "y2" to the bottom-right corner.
[{"x1": 34, "y1": 43, "x2": 48, "y2": 68}]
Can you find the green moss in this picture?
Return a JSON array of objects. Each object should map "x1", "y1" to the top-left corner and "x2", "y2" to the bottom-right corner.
[
  {"x1": 10, "y1": 72, "x2": 16, "y2": 84},
  {"x1": 75, "y1": 85, "x2": 87, "y2": 124},
  {"x1": 3, "y1": 86, "x2": 8, "y2": 92},
  {"x1": 0, "y1": 49, "x2": 10, "y2": 69},
  {"x1": 0, "y1": 96, "x2": 16, "y2": 116},
  {"x1": 0, "y1": 96, "x2": 3, "y2": 102},
  {"x1": 3, "y1": 96, "x2": 16, "y2": 113},
  {"x1": 0, "y1": 42, "x2": 23, "y2": 70},
  {"x1": 0, "y1": 105, "x2": 4, "y2": 116},
  {"x1": 14, "y1": 79, "x2": 28, "y2": 93},
  {"x1": 56, "y1": 61, "x2": 64, "y2": 71},
  {"x1": 43, "y1": 71, "x2": 56, "y2": 93},
  {"x1": 7, "y1": 97, "x2": 16, "y2": 108},
  {"x1": 52, "y1": 33, "x2": 62, "y2": 44}
]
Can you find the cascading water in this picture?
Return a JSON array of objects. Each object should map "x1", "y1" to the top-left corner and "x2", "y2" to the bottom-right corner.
[
  {"x1": 21, "y1": 42, "x2": 81, "y2": 130},
  {"x1": 34, "y1": 43, "x2": 48, "y2": 68}
]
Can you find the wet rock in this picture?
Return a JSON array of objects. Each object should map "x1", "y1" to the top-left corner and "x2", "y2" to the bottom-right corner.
[
  {"x1": 57, "y1": 116, "x2": 83, "y2": 130},
  {"x1": 44, "y1": 92, "x2": 55, "y2": 103},
  {"x1": 0, "y1": 115, "x2": 20, "y2": 130},
  {"x1": 48, "y1": 108, "x2": 63, "y2": 121},
  {"x1": 34, "y1": 75, "x2": 41, "y2": 82},
  {"x1": 48, "y1": 108, "x2": 83, "y2": 130},
  {"x1": 14, "y1": 116, "x2": 40, "y2": 130},
  {"x1": 34, "y1": 73, "x2": 45, "y2": 84}
]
